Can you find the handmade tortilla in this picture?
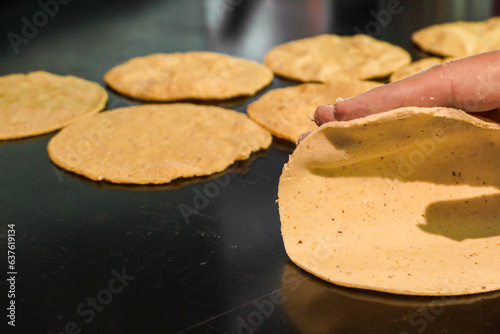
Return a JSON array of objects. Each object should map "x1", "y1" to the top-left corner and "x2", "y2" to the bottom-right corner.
[
  {"x1": 279, "y1": 107, "x2": 500, "y2": 295},
  {"x1": 104, "y1": 52, "x2": 273, "y2": 101},
  {"x1": 48, "y1": 104, "x2": 271, "y2": 184},
  {"x1": 0, "y1": 71, "x2": 107, "y2": 140},
  {"x1": 389, "y1": 57, "x2": 457, "y2": 82},
  {"x1": 412, "y1": 17, "x2": 500, "y2": 57},
  {"x1": 264, "y1": 34, "x2": 411, "y2": 82},
  {"x1": 247, "y1": 80, "x2": 381, "y2": 142}
]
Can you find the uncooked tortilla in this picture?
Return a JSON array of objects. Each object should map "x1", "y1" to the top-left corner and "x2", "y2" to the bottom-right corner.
[
  {"x1": 247, "y1": 81, "x2": 381, "y2": 142},
  {"x1": 279, "y1": 107, "x2": 500, "y2": 295},
  {"x1": 104, "y1": 52, "x2": 273, "y2": 101},
  {"x1": 48, "y1": 104, "x2": 272, "y2": 184},
  {"x1": 264, "y1": 34, "x2": 411, "y2": 82},
  {"x1": 0, "y1": 71, "x2": 108, "y2": 140}
]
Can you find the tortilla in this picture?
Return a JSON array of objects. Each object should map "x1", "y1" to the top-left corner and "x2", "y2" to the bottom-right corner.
[
  {"x1": 48, "y1": 104, "x2": 272, "y2": 184},
  {"x1": 389, "y1": 57, "x2": 455, "y2": 82},
  {"x1": 104, "y1": 52, "x2": 273, "y2": 101},
  {"x1": 264, "y1": 34, "x2": 411, "y2": 82},
  {"x1": 279, "y1": 107, "x2": 500, "y2": 295},
  {"x1": 0, "y1": 71, "x2": 108, "y2": 140},
  {"x1": 412, "y1": 17, "x2": 500, "y2": 57},
  {"x1": 247, "y1": 80, "x2": 381, "y2": 142}
]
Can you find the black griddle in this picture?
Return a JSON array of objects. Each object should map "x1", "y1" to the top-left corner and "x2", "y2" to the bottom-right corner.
[{"x1": 1, "y1": 1, "x2": 499, "y2": 333}]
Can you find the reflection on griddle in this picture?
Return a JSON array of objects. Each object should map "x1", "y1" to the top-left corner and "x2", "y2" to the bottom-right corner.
[
  {"x1": 280, "y1": 262, "x2": 500, "y2": 334},
  {"x1": 105, "y1": 81, "x2": 258, "y2": 110},
  {"x1": 271, "y1": 136, "x2": 296, "y2": 154},
  {"x1": 49, "y1": 147, "x2": 268, "y2": 191}
]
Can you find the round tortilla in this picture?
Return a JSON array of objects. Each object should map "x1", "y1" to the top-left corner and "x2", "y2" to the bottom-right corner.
[
  {"x1": 412, "y1": 17, "x2": 500, "y2": 57},
  {"x1": 104, "y1": 52, "x2": 274, "y2": 101},
  {"x1": 389, "y1": 57, "x2": 452, "y2": 82},
  {"x1": 264, "y1": 34, "x2": 411, "y2": 82},
  {"x1": 247, "y1": 81, "x2": 381, "y2": 142},
  {"x1": 279, "y1": 107, "x2": 500, "y2": 296},
  {"x1": 48, "y1": 104, "x2": 272, "y2": 184},
  {"x1": 0, "y1": 71, "x2": 108, "y2": 140}
]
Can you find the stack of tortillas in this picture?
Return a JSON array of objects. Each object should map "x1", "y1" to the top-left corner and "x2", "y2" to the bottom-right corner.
[
  {"x1": 279, "y1": 107, "x2": 500, "y2": 296},
  {"x1": 264, "y1": 34, "x2": 411, "y2": 82},
  {"x1": 0, "y1": 71, "x2": 107, "y2": 140}
]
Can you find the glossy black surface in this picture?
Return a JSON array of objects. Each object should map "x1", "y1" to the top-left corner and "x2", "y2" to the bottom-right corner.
[{"x1": 1, "y1": 1, "x2": 500, "y2": 333}]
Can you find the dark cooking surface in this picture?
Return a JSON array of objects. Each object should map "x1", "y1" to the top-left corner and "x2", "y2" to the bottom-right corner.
[{"x1": 1, "y1": 1, "x2": 500, "y2": 333}]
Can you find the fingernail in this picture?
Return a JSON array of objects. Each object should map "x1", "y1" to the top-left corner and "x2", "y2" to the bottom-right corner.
[
  {"x1": 296, "y1": 130, "x2": 313, "y2": 145},
  {"x1": 314, "y1": 104, "x2": 335, "y2": 125}
]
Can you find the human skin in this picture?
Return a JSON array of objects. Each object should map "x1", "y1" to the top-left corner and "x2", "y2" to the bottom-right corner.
[{"x1": 314, "y1": 50, "x2": 500, "y2": 124}]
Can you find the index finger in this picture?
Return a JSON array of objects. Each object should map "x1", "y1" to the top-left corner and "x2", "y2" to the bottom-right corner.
[{"x1": 315, "y1": 50, "x2": 500, "y2": 124}]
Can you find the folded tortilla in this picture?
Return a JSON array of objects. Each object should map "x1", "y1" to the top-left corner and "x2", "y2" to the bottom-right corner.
[{"x1": 279, "y1": 107, "x2": 500, "y2": 295}]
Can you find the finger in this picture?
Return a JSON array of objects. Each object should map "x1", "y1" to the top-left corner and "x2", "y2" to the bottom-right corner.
[
  {"x1": 296, "y1": 130, "x2": 313, "y2": 145},
  {"x1": 314, "y1": 104, "x2": 335, "y2": 125},
  {"x1": 315, "y1": 50, "x2": 500, "y2": 124}
]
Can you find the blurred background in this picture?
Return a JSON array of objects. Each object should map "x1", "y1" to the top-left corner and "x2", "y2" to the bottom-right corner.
[
  {"x1": 1, "y1": 1, "x2": 500, "y2": 333},
  {"x1": 1, "y1": 0, "x2": 499, "y2": 73}
]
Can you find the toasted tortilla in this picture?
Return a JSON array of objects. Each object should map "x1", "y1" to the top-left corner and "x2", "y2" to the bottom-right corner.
[
  {"x1": 48, "y1": 104, "x2": 271, "y2": 184},
  {"x1": 264, "y1": 34, "x2": 411, "y2": 82},
  {"x1": 412, "y1": 17, "x2": 500, "y2": 57},
  {"x1": 279, "y1": 107, "x2": 500, "y2": 295},
  {"x1": 0, "y1": 71, "x2": 107, "y2": 140},
  {"x1": 389, "y1": 57, "x2": 457, "y2": 82},
  {"x1": 104, "y1": 52, "x2": 273, "y2": 101},
  {"x1": 247, "y1": 81, "x2": 381, "y2": 142}
]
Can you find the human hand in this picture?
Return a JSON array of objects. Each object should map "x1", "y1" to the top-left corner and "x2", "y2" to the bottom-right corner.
[{"x1": 314, "y1": 50, "x2": 500, "y2": 125}]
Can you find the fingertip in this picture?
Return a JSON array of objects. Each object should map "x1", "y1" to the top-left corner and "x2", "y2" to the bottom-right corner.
[
  {"x1": 296, "y1": 130, "x2": 313, "y2": 145},
  {"x1": 314, "y1": 104, "x2": 335, "y2": 125}
]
